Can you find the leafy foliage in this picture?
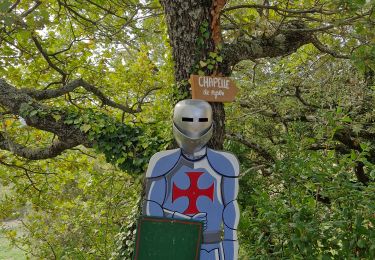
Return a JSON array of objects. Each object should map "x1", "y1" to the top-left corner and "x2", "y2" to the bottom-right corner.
[
  {"x1": 0, "y1": 149, "x2": 142, "y2": 258},
  {"x1": 226, "y1": 41, "x2": 375, "y2": 259},
  {"x1": 64, "y1": 108, "x2": 172, "y2": 174},
  {"x1": 0, "y1": 0, "x2": 374, "y2": 259}
]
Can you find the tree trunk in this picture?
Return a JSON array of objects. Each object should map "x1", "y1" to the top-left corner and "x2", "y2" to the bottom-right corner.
[{"x1": 160, "y1": 0, "x2": 226, "y2": 150}]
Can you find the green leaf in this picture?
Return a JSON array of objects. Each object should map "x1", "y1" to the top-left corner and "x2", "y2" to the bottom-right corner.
[
  {"x1": 341, "y1": 115, "x2": 352, "y2": 123},
  {"x1": 80, "y1": 124, "x2": 92, "y2": 133},
  {"x1": 209, "y1": 52, "x2": 217, "y2": 58},
  {"x1": 0, "y1": 0, "x2": 11, "y2": 12},
  {"x1": 53, "y1": 114, "x2": 62, "y2": 122},
  {"x1": 357, "y1": 239, "x2": 366, "y2": 248},
  {"x1": 199, "y1": 60, "x2": 207, "y2": 67},
  {"x1": 29, "y1": 110, "x2": 38, "y2": 117},
  {"x1": 197, "y1": 38, "x2": 204, "y2": 46},
  {"x1": 370, "y1": 169, "x2": 375, "y2": 179},
  {"x1": 201, "y1": 20, "x2": 209, "y2": 27}
]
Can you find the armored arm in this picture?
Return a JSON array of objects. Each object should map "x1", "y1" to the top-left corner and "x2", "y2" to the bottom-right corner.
[
  {"x1": 144, "y1": 176, "x2": 166, "y2": 217},
  {"x1": 143, "y1": 149, "x2": 180, "y2": 217},
  {"x1": 207, "y1": 149, "x2": 240, "y2": 258},
  {"x1": 222, "y1": 176, "x2": 239, "y2": 260},
  {"x1": 143, "y1": 176, "x2": 189, "y2": 218},
  {"x1": 165, "y1": 210, "x2": 207, "y2": 227},
  {"x1": 211, "y1": 150, "x2": 239, "y2": 260}
]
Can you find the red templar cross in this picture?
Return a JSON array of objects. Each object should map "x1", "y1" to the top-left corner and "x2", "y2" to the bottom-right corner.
[{"x1": 172, "y1": 171, "x2": 214, "y2": 215}]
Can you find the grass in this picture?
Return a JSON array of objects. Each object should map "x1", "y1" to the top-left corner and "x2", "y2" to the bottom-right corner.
[
  {"x1": 0, "y1": 184, "x2": 26, "y2": 259},
  {"x1": 0, "y1": 221, "x2": 26, "y2": 260},
  {"x1": 0, "y1": 233, "x2": 26, "y2": 260}
]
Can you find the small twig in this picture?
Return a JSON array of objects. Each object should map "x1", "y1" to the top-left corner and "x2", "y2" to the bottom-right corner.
[
  {"x1": 31, "y1": 35, "x2": 68, "y2": 82},
  {"x1": 21, "y1": 1, "x2": 42, "y2": 18},
  {"x1": 311, "y1": 36, "x2": 350, "y2": 59},
  {"x1": 7, "y1": 0, "x2": 21, "y2": 13},
  {"x1": 226, "y1": 132, "x2": 275, "y2": 163},
  {"x1": 223, "y1": 4, "x2": 338, "y2": 15},
  {"x1": 23, "y1": 169, "x2": 41, "y2": 192},
  {"x1": 70, "y1": 148, "x2": 97, "y2": 158}
]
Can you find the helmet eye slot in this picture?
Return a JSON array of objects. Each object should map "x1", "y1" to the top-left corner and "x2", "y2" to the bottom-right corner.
[
  {"x1": 199, "y1": 118, "x2": 208, "y2": 122},
  {"x1": 182, "y1": 117, "x2": 194, "y2": 122}
]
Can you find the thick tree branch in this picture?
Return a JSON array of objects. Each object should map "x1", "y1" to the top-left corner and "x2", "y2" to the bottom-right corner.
[
  {"x1": 0, "y1": 79, "x2": 90, "y2": 153},
  {"x1": 308, "y1": 143, "x2": 350, "y2": 154},
  {"x1": 0, "y1": 77, "x2": 153, "y2": 160},
  {"x1": 0, "y1": 132, "x2": 81, "y2": 160},
  {"x1": 240, "y1": 102, "x2": 316, "y2": 123},
  {"x1": 355, "y1": 161, "x2": 370, "y2": 186},
  {"x1": 278, "y1": 11, "x2": 372, "y2": 33},
  {"x1": 333, "y1": 127, "x2": 374, "y2": 185},
  {"x1": 221, "y1": 8, "x2": 370, "y2": 67},
  {"x1": 222, "y1": 21, "x2": 312, "y2": 67},
  {"x1": 334, "y1": 128, "x2": 375, "y2": 162},
  {"x1": 24, "y1": 79, "x2": 141, "y2": 113}
]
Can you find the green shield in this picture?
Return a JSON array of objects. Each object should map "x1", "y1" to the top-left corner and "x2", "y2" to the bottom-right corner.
[{"x1": 133, "y1": 216, "x2": 203, "y2": 260}]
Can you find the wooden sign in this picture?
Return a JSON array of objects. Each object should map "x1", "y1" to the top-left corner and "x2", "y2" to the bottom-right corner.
[{"x1": 190, "y1": 75, "x2": 238, "y2": 102}]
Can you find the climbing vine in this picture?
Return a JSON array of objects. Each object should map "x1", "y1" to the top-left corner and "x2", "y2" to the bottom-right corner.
[
  {"x1": 63, "y1": 109, "x2": 172, "y2": 174},
  {"x1": 191, "y1": 20, "x2": 224, "y2": 76},
  {"x1": 18, "y1": 103, "x2": 169, "y2": 174}
]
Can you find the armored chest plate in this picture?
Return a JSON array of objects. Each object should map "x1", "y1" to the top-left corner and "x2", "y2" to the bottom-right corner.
[{"x1": 163, "y1": 156, "x2": 224, "y2": 232}]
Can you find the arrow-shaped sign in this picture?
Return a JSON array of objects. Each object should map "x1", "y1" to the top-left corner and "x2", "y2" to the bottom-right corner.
[{"x1": 190, "y1": 75, "x2": 239, "y2": 102}]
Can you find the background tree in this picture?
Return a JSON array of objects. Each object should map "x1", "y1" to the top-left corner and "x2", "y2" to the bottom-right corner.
[{"x1": 0, "y1": 0, "x2": 374, "y2": 259}]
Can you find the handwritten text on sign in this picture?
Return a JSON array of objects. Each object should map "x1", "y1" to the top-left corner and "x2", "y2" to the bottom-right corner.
[{"x1": 190, "y1": 75, "x2": 238, "y2": 102}]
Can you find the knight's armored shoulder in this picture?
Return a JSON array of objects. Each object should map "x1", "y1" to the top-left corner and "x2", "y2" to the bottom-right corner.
[
  {"x1": 207, "y1": 148, "x2": 239, "y2": 177},
  {"x1": 146, "y1": 148, "x2": 181, "y2": 178}
]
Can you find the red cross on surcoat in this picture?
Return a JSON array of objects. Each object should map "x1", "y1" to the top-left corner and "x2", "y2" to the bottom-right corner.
[{"x1": 172, "y1": 171, "x2": 214, "y2": 215}]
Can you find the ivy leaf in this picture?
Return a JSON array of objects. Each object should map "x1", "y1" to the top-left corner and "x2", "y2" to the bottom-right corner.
[
  {"x1": 199, "y1": 60, "x2": 207, "y2": 67},
  {"x1": 201, "y1": 20, "x2": 209, "y2": 27},
  {"x1": 29, "y1": 110, "x2": 38, "y2": 117},
  {"x1": 209, "y1": 52, "x2": 217, "y2": 58},
  {"x1": 80, "y1": 124, "x2": 92, "y2": 133},
  {"x1": 53, "y1": 114, "x2": 62, "y2": 122}
]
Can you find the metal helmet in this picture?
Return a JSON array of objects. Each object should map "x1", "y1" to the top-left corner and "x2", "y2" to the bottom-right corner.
[{"x1": 173, "y1": 99, "x2": 213, "y2": 154}]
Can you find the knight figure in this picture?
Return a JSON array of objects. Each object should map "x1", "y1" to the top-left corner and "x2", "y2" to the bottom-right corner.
[{"x1": 143, "y1": 99, "x2": 240, "y2": 260}]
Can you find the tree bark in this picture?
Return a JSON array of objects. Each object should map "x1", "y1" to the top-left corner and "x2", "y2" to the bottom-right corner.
[
  {"x1": 160, "y1": 0, "x2": 227, "y2": 149},
  {"x1": 160, "y1": 0, "x2": 214, "y2": 88},
  {"x1": 0, "y1": 79, "x2": 91, "y2": 159}
]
